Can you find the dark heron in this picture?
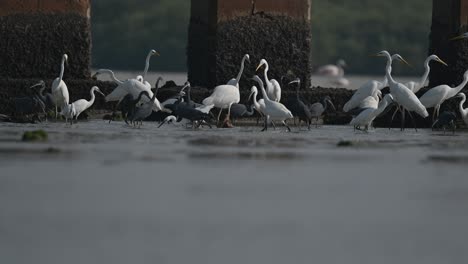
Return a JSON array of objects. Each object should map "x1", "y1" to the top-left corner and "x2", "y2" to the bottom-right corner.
[
  {"x1": 309, "y1": 96, "x2": 336, "y2": 127},
  {"x1": 432, "y1": 111, "x2": 457, "y2": 134},
  {"x1": 12, "y1": 81, "x2": 48, "y2": 122},
  {"x1": 127, "y1": 92, "x2": 155, "y2": 127},
  {"x1": 286, "y1": 78, "x2": 313, "y2": 129},
  {"x1": 228, "y1": 103, "x2": 255, "y2": 124},
  {"x1": 31, "y1": 80, "x2": 55, "y2": 112},
  {"x1": 164, "y1": 103, "x2": 213, "y2": 129}
]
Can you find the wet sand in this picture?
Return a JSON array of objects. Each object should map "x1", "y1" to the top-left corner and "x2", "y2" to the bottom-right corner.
[{"x1": 0, "y1": 121, "x2": 468, "y2": 264}]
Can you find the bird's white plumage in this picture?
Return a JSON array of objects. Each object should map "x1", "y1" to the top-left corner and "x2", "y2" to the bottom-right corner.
[
  {"x1": 252, "y1": 76, "x2": 292, "y2": 122},
  {"x1": 202, "y1": 84, "x2": 240, "y2": 109},
  {"x1": 419, "y1": 70, "x2": 468, "y2": 109},
  {"x1": 350, "y1": 94, "x2": 393, "y2": 128},
  {"x1": 457, "y1": 93, "x2": 468, "y2": 125},
  {"x1": 377, "y1": 51, "x2": 428, "y2": 118},
  {"x1": 63, "y1": 86, "x2": 105, "y2": 120},
  {"x1": 105, "y1": 78, "x2": 164, "y2": 112},
  {"x1": 51, "y1": 54, "x2": 70, "y2": 109},
  {"x1": 343, "y1": 82, "x2": 383, "y2": 112},
  {"x1": 256, "y1": 59, "x2": 281, "y2": 102}
]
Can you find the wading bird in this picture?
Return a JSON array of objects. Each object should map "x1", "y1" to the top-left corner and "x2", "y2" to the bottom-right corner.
[
  {"x1": 128, "y1": 92, "x2": 159, "y2": 128},
  {"x1": 309, "y1": 96, "x2": 336, "y2": 128},
  {"x1": 350, "y1": 94, "x2": 394, "y2": 132},
  {"x1": 227, "y1": 54, "x2": 250, "y2": 88},
  {"x1": 405, "y1": 55, "x2": 448, "y2": 93},
  {"x1": 343, "y1": 53, "x2": 403, "y2": 112},
  {"x1": 202, "y1": 82, "x2": 239, "y2": 125},
  {"x1": 32, "y1": 80, "x2": 55, "y2": 112},
  {"x1": 63, "y1": 86, "x2": 105, "y2": 124},
  {"x1": 419, "y1": 70, "x2": 468, "y2": 122},
  {"x1": 51, "y1": 54, "x2": 69, "y2": 119},
  {"x1": 256, "y1": 59, "x2": 281, "y2": 102},
  {"x1": 229, "y1": 103, "x2": 255, "y2": 124},
  {"x1": 118, "y1": 91, "x2": 151, "y2": 124},
  {"x1": 164, "y1": 103, "x2": 213, "y2": 129},
  {"x1": 158, "y1": 115, "x2": 177, "y2": 128},
  {"x1": 251, "y1": 75, "x2": 293, "y2": 132},
  {"x1": 457, "y1": 93, "x2": 468, "y2": 125},
  {"x1": 247, "y1": 85, "x2": 269, "y2": 126},
  {"x1": 287, "y1": 78, "x2": 312, "y2": 129},
  {"x1": 432, "y1": 111, "x2": 457, "y2": 134},
  {"x1": 377, "y1": 51, "x2": 429, "y2": 130}
]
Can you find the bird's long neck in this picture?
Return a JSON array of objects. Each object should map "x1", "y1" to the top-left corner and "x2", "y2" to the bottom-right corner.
[
  {"x1": 235, "y1": 57, "x2": 247, "y2": 85},
  {"x1": 322, "y1": 100, "x2": 328, "y2": 112},
  {"x1": 143, "y1": 53, "x2": 152, "y2": 80},
  {"x1": 108, "y1": 70, "x2": 123, "y2": 84},
  {"x1": 448, "y1": 75, "x2": 468, "y2": 98},
  {"x1": 385, "y1": 63, "x2": 396, "y2": 86},
  {"x1": 252, "y1": 90, "x2": 261, "y2": 109},
  {"x1": 258, "y1": 80, "x2": 270, "y2": 101},
  {"x1": 459, "y1": 95, "x2": 467, "y2": 116},
  {"x1": 295, "y1": 85, "x2": 301, "y2": 100},
  {"x1": 89, "y1": 88, "x2": 97, "y2": 105},
  {"x1": 263, "y1": 64, "x2": 272, "y2": 87},
  {"x1": 59, "y1": 57, "x2": 66, "y2": 82},
  {"x1": 418, "y1": 57, "x2": 431, "y2": 90},
  {"x1": 374, "y1": 99, "x2": 390, "y2": 117},
  {"x1": 185, "y1": 86, "x2": 192, "y2": 105}
]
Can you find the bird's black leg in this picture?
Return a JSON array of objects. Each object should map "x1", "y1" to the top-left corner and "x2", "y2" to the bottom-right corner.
[
  {"x1": 261, "y1": 117, "x2": 268, "y2": 132},
  {"x1": 283, "y1": 121, "x2": 291, "y2": 132},
  {"x1": 400, "y1": 109, "x2": 406, "y2": 131},
  {"x1": 406, "y1": 110, "x2": 418, "y2": 132},
  {"x1": 271, "y1": 121, "x2": 276, "y2": 130},
  {"x1": 157, "y1": 120, "x2": 167, "y2": 128}
]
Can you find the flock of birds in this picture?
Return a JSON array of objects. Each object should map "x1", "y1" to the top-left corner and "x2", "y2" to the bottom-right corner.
[{"x1": 8, "y1": 32, "x2": 468, "y2": 133}]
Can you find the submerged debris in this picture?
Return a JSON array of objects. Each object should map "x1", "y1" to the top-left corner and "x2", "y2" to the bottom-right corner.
[{"x1": 22, "y1": 130, "x2": 48, "y2": 142}]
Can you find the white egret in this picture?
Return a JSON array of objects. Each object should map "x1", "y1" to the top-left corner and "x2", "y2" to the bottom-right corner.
[
  {"x1": 202, "y1": 82, "x2": 239, "y2": 124},
  {"x1": 247, "y1": 86, "x2": 266, "y2": 115},
  {"x1": 255, "y1": 59, "x2": 281, "y2": 102},
  {"x1": 317, "y1": 59, "x2": 346, "y2": 77},
  {"x1": 227, "y1": 54, "x2": 250, "y2": 88},
  {"x1": 419, "y1": 70, "x2": 468, "y2": 121},
  {"x1": 51, "y1": 54, "x2": 70, "y2": 118},
  {"x1": 62, "y1": 86, "x2": 105, "y2": 124},
  {"x1": 251, "y1": 75, "x2": 293, "y2": 131},
  {"x1": 405, "y1": 55, "x2": 448, "y2": 93},
  {"x1": 456, "y1": 93, "x2": 468, "y2": 125},
  {"x1": 376, "y1": 51, "x2": 429, "y2": 129},
  {"x1": 343, "y1": 53, "x2": 406, "y2": 112},
  {"x1": 309, "y1": 96, "x2": 336, "y2": 128},
  {"x1": 350, "y1": 94, "x2": 394, "y2": 131}
]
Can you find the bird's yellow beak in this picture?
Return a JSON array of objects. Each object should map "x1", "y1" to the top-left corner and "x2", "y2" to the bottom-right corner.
[
  {"x1": 450, "y1": 35, "x2": 466, "y2": 41},
  {"x1": 437, "y1": 58, "x2": 449, "y2": 66},
  {"x1": 255, "y1": 63, "x2": 263, "y2": 72},
  {"x1": 370, "y1": 53, "x2": 382, "y2": 57},
  {"x1": 399, "y1": 57, "x2": 411, "y2": 67},
  {"x1": 154, "y1": 51, "x2": 160, "y2": 56}
]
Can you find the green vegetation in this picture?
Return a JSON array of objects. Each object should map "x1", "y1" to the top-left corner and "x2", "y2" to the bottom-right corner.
[
  {"x1": 92, "y1": 0, "x2": 432, "y2": 75},
  {"x1": 22, "y1": 130, "x2": 48, "y2": 142}
]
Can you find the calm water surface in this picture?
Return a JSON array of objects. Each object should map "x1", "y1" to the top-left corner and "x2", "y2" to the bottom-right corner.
[{"x1": 0, "y1": 121, "x2": 467, "y2": 264}]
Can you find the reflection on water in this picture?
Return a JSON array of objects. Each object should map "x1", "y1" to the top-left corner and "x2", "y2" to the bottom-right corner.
[{"x1": 1, "y1": 121, "x2": 468, "y2": 264}]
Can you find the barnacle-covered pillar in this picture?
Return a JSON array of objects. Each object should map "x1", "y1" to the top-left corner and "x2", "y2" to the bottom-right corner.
[
  {"x1": 0, "y1": 0, "x2": 91, "y2": 79},
  {"x1": 429, "y1": 0, "x2": 468, "y2": 87},
  {"x1": 187, "y1": 0, "x2": 312, "y2": 91}
]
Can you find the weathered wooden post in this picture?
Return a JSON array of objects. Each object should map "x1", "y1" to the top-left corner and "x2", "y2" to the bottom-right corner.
[
  {"x1": 187, "y1": 0, "x2": 312, "y2": 90},
  {"x1": 429, "y1": 0, "x2": 468, "y2": 87},
  {"x1": 0, "y1": 0, "x2": 91, "y2": 79}
]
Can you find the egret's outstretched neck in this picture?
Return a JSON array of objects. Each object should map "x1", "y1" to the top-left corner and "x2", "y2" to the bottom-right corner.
[
  {"x1": 235, "y1": 56, "x2": 247, "y2": 84},
  {"x1": 419, "y1": 57, "x2": 431, "y2": 89},
  {"x1": 89, "y1": 88, "x2": 97, "y2": 105},
  {"x1": 256, "y1": 79, "x2": 270, "y2": 101},
  {"x1": 459, "y1": 95, "x2": 466, "y2": 115},
  {"x1": 143, "y1": 53, "x2": 152, "y2": 80},
  {"x1": 59, "y1": 57, "x2": 66, "y2": 82},
  {"x1": 449, "y1": 74, "x2": 468, "y2": 98},
  {"x1": 385, "y1": 65, "x2": 396, "y2": 86},
  {"x1": 100, "y1": 70, "x2": 123, "y2": 84},
  {"x1": 263, "y1": 63, "x2": 270, "y2": 85}
]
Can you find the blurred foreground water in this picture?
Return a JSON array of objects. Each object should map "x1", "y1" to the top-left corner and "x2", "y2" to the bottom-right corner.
[{"x1": 0, "y1": 120, "x2": 467, "y2": 264}]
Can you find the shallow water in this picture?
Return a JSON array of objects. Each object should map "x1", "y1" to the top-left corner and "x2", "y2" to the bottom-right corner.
[{"x1": 1, "y1": 121, "x2": 468, "y2": 264}]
